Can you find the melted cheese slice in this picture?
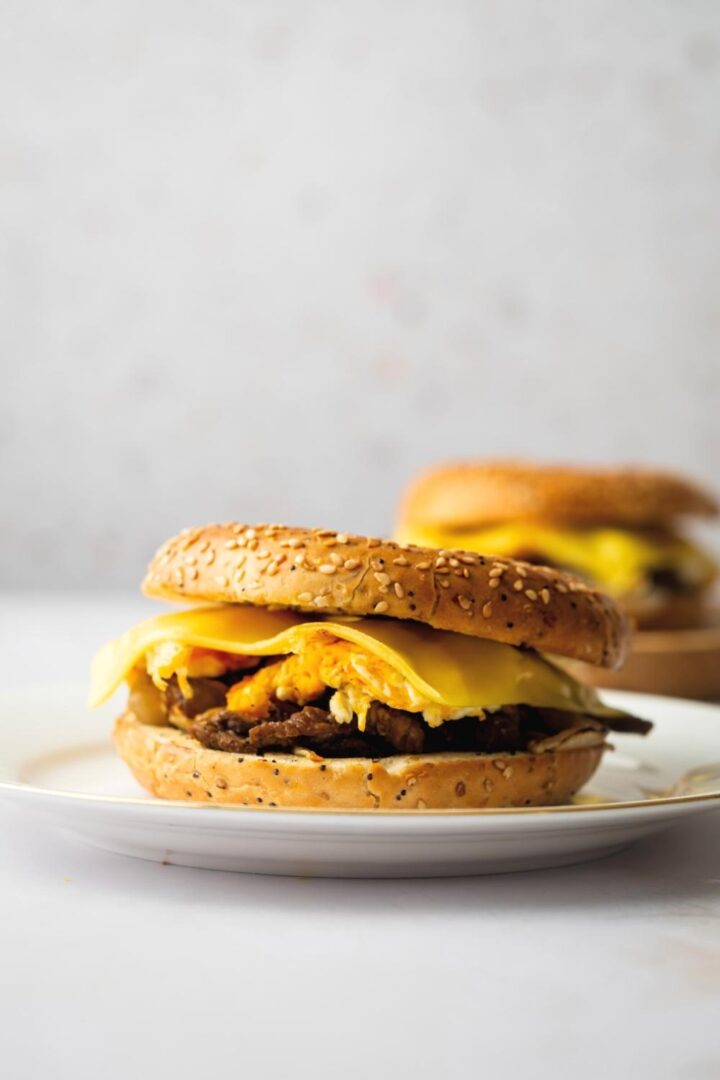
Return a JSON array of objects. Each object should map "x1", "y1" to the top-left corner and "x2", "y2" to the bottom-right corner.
[
  {"x1": 89, "y1": 604, "x2": 614, "y2": 721},
  {"x1": 397, "y1": 522, "x2": 715, "y2": 594}
]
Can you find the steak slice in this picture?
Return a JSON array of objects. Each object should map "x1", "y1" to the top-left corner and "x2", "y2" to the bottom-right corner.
[
  {"x1": 365, "y1": 702, "x2": 426, "y2": 753},
  {"x1": 247, "y1": 707, "x2": 343, "y2": 750}
]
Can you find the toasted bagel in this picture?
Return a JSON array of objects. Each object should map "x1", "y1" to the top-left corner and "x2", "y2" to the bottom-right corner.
[
  {"x1": 142, "y1": 523, "x2": 629, "y2": 668},
  {"x1": 115, "y1": 710, "x2": 606, "y2": 810},
  {"x1": 398, "y1": 460, "x2": 718, "y2": 530}
]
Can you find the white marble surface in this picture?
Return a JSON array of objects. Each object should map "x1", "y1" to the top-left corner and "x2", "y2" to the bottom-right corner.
[
  {"x1": 1, "y1": 594, "x2": 720, "y2": 1079},
  {"x1": 2, "y1": 2, "x2": 720, "y2": 588}
]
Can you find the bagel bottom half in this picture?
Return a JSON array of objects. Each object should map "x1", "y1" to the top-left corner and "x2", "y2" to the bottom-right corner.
[{"x1": 114, "y1": 711, "x2": 605, "y2": 810}]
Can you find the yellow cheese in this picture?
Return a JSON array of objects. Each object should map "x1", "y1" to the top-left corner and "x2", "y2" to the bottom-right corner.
[
  {"x1": 397, "y1": 522, "x2": 715, "y2": 595},
  {"x1": 89, "y1": 603, "x2": 613, "y2": 721}
]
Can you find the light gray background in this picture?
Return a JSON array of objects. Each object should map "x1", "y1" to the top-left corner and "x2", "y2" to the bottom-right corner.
[{"x1": 2, "y1": 1, "x2": 719, "y2": 588}]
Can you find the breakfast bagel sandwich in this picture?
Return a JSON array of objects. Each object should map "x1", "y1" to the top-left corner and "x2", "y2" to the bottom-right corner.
[
  {"x1": 397, "y1": 461, "x2": 718, "y2": 629},
  {"x1": 90, "y1": 524, "x2": 651, "y2": 810}
]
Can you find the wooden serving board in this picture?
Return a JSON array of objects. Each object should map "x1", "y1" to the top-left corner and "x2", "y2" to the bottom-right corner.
[{"x1": 571, "y1": 613, "x2": 720, "y2": 701}]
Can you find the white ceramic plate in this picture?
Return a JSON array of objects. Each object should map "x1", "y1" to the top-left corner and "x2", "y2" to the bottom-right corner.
[{"x1": 1, "y1": 686, "x2": 719, "y2": 877}]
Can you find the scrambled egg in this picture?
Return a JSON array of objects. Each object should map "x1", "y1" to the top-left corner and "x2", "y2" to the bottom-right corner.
[
  {"x1": 145, "y1": 642, "x2": 260, "y2": 697},
  {"x1": 145, "y1": 634, "x2": 456, "y2": 731},
  {"x1": 225, "y1": 637, "x2": 438, "y2": 730}
]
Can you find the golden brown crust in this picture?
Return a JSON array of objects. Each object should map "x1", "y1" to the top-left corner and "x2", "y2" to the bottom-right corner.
[
  {"x1": 142, "y1": 523, "x2": 629, "y2": 668},
  {"x1": 398, "y1": 460, "x2": 719, "y2": 529},
  {"x1": 115, "y1": 711, "x2": 606, "y2": 810}
]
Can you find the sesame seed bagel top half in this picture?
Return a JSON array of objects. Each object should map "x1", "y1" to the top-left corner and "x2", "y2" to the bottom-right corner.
[
  {"x1": 398, "y1": 461, "x2": 719, "y2": 530},
  {"x1": 142, "y1": 524, "x2": 630, "y2": 669}
]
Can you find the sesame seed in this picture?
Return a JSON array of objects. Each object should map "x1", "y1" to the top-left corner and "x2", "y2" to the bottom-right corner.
[
  {"x1": 265, "y1": 562, "x2": 280, "y2": 576},
  {"x1": 336, "y1": 533, "x2": 348, "y2": 544},
  {"x1": 489, "y1": 578, "x2": 500, "y2": 589},
  {"x1": 488, "y1": 566, "x2": 504, "y2": 578},
  {"x1": 516, "y1": 565, "x2": 528, "y2": 578},
  {"x1": 555, "y1": 582, "x2": 568, "y2": 593},
  {"x1": 482, "y1": 601, "x2": 493, "y2": 618},
  {"x1": 245, "y1": 528, "x2": 256, "y2": 540},
  {"x1": 503, "y1": 766, "x2": 514, "y2": 779},
  {"x1": 374, "y1": 571, "x2": 391, "y2": 587},
  {"x1": 393, "y1": 556, "x2": 410, "y2": 567},
  {"x1": 492, "y1": 759, "x2": 507, "y2": 771},
  {"x1": 319, "y1": 564, "x2": 337, "y2": 575},
  {"x1": 449, "y1": 557, "x2": 460, "y2": 568},
  {"x1": 256, "y1": 549, "x2": 271, "y2": 560},
  {"x1": 344, "y1": 558, "x2": 360, "y2": 570},
  {"x1": 374, "y1": 600, "x2": 389, "y2": 613},
  {"x1": 459, "y1": 554, "x2": 477, "y2": 566},
  {"x1": 294, "y1": 554, "x2": 306, "y2": 566},
  {"x1": 435, "y1": 556, "x2": 447, "y2": 568},
  {"x1": 205, "y1": 550, "x2": 216, "y2": 566},
  {"x1": 297, "y1": 592, "x2": 313, "y2": 602},
  {"x1": 525, "y1": 589, "x2": 538, "y2": 601},
  {"x1": 224, "y1": 539, "x2": 239, "y2": 549},
  {"x1": 416, "y1": 561, "x2": 431, "y2": 570},
  {"x1": 188, "y1": 567, "x2": 199, "y2": 580},
  {"x1": 438, "y1": 578, "x2": 450, "y2": 589},
  {"x1": 540, "y1": 588, "x2": 550, "y2": 604},
  {"x1": 393, "y1": 582, "x2": 405, "y2": 599},
  {"x1": 367, "y1": 538, "x2": 381, "y2": 548},
  {"x1": 184, "y1": 554, "x2": 197, "y2": 566},
  {"x1": 435, "y1": 566, "x2": 451, "y2": 575},
  {"x1": 313, "y1": 596, "x2": 327, "y2": 607},
  {"x1": 329, "y1": 552, "x2": 343, "y2": 566},
  {"x1": 247, "y1": 538, "x2": 259, "y2": 551},
  {"x1": 457, "y1": 594, "x2": 472, "y2": 611},
  {"x1": 287, "y1": 538, "x2": 304, "y2": 549},
  {"x1": 484, "y1": 779, "x2": 494, "y2": 792},
  {"x1": 173, "y1": 568, "x2": 184, "y2": 584},
  {"x1": 513, "y1": 580, "x2": 524, "y2": 591}
]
